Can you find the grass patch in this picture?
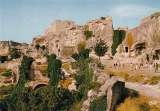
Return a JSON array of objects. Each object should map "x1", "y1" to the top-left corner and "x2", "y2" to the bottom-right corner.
[
  {"x1": 1, "y1": 69, "x2": 12, "y2": 77},
  {"x1": 0, "y1": 68, "x2": 7, "y2": 73},
  {"x1": 62, "y1": 63, "x2": 71, "y2": 71},
  {"x1": 108, "y1": 70, "x2": 160, "y2": 85},
  {"x1": 117, "y1": 96, "x2": 150, "y2": 111},
  {"x1": 109, "y1": 71, "x2": 129, "y2": 80},
  {"x1": 127, "y1": 75, "x2": 145, "y2": 83},
  {"x1": 59, "y1": 78, "x2": 73, "y2": 89},
  {"x1": 144, "y1": 76, "x2": 160, "y2": 85},
  {"x1": 88, "y1": 82, "x2": 101, "y2": 90},
  {"x1": 69, "y1": 101, "x2": 82, "y2": 111}
]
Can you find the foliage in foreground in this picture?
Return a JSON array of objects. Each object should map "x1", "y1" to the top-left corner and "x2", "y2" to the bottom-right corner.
[
  {"x1": 90, "y1": 95, "x2": 107, "y2": 111},
  {"x1": 94, "y1": 39, "x2": 108, "y2": 60}
]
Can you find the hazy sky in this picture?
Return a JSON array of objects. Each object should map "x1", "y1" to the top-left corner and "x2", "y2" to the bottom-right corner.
[{"x1": 0, "y1": 0, "x2": 160, "y2": 43}]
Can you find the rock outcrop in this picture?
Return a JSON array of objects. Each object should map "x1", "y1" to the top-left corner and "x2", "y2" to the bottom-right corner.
[
  {"x1": 81, "y1": 75, "x2": 127, "y2": 111},
  {"x1": 32, "y1": 17, "x2": 113, "y2": 57},
  {"x1": 0, "y1": 41, "x2": 28, "y2": 57},
  {"x1": 124, "y1": 13, "x2": 160, "y2": 50},
  {"x1": 87, "y1": 16, "x2": 113, "y2": 48}
]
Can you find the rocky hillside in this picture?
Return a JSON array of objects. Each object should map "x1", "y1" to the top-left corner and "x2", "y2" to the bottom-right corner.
[
  {"x1": 128, "y1": 12, "x2": 160, "y2": 49},
  {"x1": 32, "y1": 16, "x2": 113, "y2": 57}
]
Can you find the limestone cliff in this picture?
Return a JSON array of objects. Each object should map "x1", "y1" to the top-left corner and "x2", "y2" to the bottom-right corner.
[
  {"x1": 32, "y1": 17, "x2": 113, "y2": 57},
  {"x1": 128, "y1": 12, "x2": 160, "y2": 49}
]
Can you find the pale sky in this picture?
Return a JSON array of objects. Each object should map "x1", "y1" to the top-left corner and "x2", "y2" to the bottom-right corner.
[{"x1": 0, "y1": 0, "x2": 160, "y2": 43}]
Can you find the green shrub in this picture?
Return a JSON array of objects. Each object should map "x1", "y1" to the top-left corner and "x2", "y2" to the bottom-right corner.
[
  {"x1": 111, "y1": 30, "x2": 126, "y2": 55},
  {"x1": 88, "y1": 82, "x2": 101, "y2": 90},
  {"x1": 1, "y1": 69, "x2": 12, "y2": 77},
  {"x1": 94, "y1": 39, "x2": 108, "y2": 60},
  {"x1": 84, "y1": 30, "x2": 93, "y2": 40},
  {"x1": 90, "y1": 95, "x2": 107, "y2": 111}
]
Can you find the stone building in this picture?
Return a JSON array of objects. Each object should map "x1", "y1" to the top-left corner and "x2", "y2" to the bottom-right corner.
[{"x1": 86, "y1": 16, "x2": 113, "y2": 52}]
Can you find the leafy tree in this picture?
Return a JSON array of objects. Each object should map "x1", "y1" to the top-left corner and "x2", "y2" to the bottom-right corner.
[
  {"x1": 52, "y1": 88, "x2": 75, "y2": 111},
  {"x1": 47, "y1": 54, "x2": 62, "y2": 92},
  {"x1": 79, "y1": 49, "x2": 90, "y2": 60},
  {"x1": 15, "y1": 56, "x2": 34, "y2": 91},
  {"x1": 10, "y1": 48, "x2": 21, "y2": 59},
  {"x1": 111, "y1": 30, "x2": 126, "y2": 55},
  {"x1": 94, "y1": 39, "x2": 108, "y2": 60},
  {"x1": 84, "y1": 30, "x2": 93, "y2": 40},
  {"x1": 72, "y1": 49, "x2": 90, "y2": 61},
  {"x1": 4, "y1": 56, "x2": 33, "y2": 111}
]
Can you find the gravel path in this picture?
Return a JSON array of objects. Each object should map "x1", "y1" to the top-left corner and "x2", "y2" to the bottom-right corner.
[{"x1": 125, "y1": 82, "x2": 160, "y2": 99}]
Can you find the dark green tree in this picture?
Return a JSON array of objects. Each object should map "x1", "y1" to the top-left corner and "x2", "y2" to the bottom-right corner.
[
  {"x1": 47, "y1": 54, "x2": 62, "y2": 92},
  {"x1": 4, "y1": 56, "x2": 33, "y2": 111},
  {"x1": 84, "y1": 30, "x2": 93, "y2": 40},
  {"x1": 71, "y1": 49, "x2": 90, "y2": 61},
  {"x1": 94, "y1": 39, "x2": 108, "y2": 60},
  {"x1": 111, "y1": 30, "x2": 126, "y2": 55}
]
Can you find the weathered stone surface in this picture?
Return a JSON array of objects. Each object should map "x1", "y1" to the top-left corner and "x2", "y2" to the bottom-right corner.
[
  {"x1": 0, "y1": 41, "x2": 28, "y2": 56},
  {"x1": 107, "y1": 80, "x2": 126, "y2": 111},
  {"x1": 31, "y1": 17, "x2": 113, "y2": 57},
  {"x1": 124, "y1": 14, "x2": 160, "y2": 50},
  {"x1": 87, "y1": 17, "x2": 113, "y2": 53},
  {"x1": 81, "y1": 76, "x2": 127, "y2": 111}
]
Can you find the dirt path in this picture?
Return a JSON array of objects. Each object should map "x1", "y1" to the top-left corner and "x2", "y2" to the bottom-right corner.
[
  {"x1": 125, "y1": 82, "x2": 160, "y2": 99},
  {"x1": 103, "y1": 59, "x2": 160, "y2": 77}
]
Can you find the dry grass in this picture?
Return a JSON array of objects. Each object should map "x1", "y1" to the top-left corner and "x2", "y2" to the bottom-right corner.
[
  {"x1": 108, "y1": 70, "x2": 129, "y2": 80},
  {"x1": 0, "y1": 68, "x2": 6, "y2": 73},
  {"x1": 117, "y1": 96, "x2": 150, "y2": 111},
  {"x1": 62, "y1": 63, "x2": 71, "y2": 71},
  {"x1": 108, "y1": 70, "x2": 160, "y2": 85},
  {"x1": 117, "y1": 95, "x2": 160, "y2": 111},
  {"x1": 127, "y1": 75, "x2": 145, "y2": 83},
  {"x1": 59, "y1": 78, "x2": 73, "y2": 89},
  {"x1": 36, "y1": 64, "x2": 48, "y2": 71},
  {"x1": 144, "y1": 76, "x2": 160, "y2": 85}
]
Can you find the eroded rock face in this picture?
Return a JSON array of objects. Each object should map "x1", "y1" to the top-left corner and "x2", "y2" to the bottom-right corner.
[
  {"x1": 38, "y1": 20, "x2": 85, "y2": 57},
  {"x1": 0, "y1": 41, "x2": 28, "y2": 57},
  {"x1": 0, "y1": 41, "x2": 10, "y2": 56},
  {"x1": 107, "y1": 80, "x2": 126, "y2": 111},
  {"x1": 126, "y1": 14, "x2": 160, "y2": 49},
  {"x1": 87, "y1": 17, "x2": 113, "y2": 52},
  {"x1": 81, "y1": 76, "x2": 127, "y2": 111},
  {"x1": 31, "y1": 17, "x2": 113, "y2": 57}
]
